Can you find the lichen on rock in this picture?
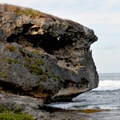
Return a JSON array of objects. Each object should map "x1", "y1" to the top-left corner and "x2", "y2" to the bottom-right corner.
[{"x1": 0, "y1": 3, "x2": 99, "y2": 103}]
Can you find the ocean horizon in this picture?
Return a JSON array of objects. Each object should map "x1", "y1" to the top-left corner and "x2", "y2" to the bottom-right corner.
[{"x1": 48, "y1": 73, "x2": 120, "y2": 120}]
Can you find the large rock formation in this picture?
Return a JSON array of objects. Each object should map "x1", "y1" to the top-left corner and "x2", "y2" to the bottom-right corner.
[{"x1": 0, "y1": 4, "x2": 99, "y2": 103}]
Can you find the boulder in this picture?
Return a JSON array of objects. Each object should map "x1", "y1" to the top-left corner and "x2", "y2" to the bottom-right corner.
[{"x1": 0, "y1": 4, "x2": 99, "y2": 103}]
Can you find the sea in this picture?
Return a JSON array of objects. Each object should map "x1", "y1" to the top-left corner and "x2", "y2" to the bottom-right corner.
[{"x1": 48, "y1": 73, "x2": 120, "y2": 120}]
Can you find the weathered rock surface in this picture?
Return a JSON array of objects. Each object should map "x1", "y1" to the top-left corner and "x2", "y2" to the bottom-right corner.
[
  {"x1": 0, "y1": 90, "x2": 43, "y2": 119},
  {"x1": 0, "y1": 90, "x2": 92, "y2": 120},
  {"x1": 0, "y1": 4, "x2": 99, "y2": 103}
]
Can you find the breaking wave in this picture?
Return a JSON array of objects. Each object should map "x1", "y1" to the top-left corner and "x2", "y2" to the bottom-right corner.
[{"x1": 93, "y1": 80, "x2": 120, "y2": 91}]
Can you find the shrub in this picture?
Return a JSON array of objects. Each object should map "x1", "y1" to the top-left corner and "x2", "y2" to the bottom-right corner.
[
  {"x1": 0, "y1": 111, "x2": 33, "y2": 120},
  {"x1": 0, "y1": 105, "x2": 34, "y2": 120}
]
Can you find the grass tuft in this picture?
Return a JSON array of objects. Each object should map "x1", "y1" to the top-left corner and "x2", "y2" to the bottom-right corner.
[
  {"x1": 24, "y1": 56, "x2": 44, "y2": 76},
  {"x1": 0, "y1": 105, "x2": 33, "y2": 120},
  {"x1": 6, "y1": 44, "x2": 15, "y2": 52},
  {"x1": 0, "y1": 111, "x2": 33, "y2": 120},
  {"x1": 3, "y1": 3, "x2": 43, "y2": 18}
]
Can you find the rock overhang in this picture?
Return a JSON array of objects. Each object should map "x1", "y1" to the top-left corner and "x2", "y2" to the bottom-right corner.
[{"x1": 0, "y1": 3, "x2": 99, "y2": 103}]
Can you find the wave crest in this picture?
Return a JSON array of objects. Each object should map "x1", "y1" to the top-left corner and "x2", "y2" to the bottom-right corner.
[{"x1": 93, "y1": 80, "x2": 120, "y2": 91}]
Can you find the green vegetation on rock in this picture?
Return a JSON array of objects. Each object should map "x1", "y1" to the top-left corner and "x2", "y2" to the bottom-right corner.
[
  {"x1": 0, "y1": 111, "x2": 33, "y2": 120},
  {"x1": 3, "y1": 4, "x2": 43, "y2": 18},
  {"x1": 16, "y1": 8, "x2": 43, "y2": 18},
  {"x1": 6, "y1": 58, "x2": 12, "y2": 65},
  {"x1": 37, "y1": 75, "x2": 47, "y2": 83},
  {"x1": 30, "y1": 64, "x2": 43, "y2": 75},
  {"x1": 1, "y1": 71, "x2": 7, "y2": 78},
  {"x1": 6, "y1": 44, "x2": 15, "y2": 52},
  {"x1": 0, "y1": 105, "x2": 33, "y2": 120},
  {"x1": 53, "y1": 74, "x2": 60, "y2": 81},
  {"x1": 13, "y1": 58, "x2": 20, "y2": 64},
  {"x1": 31, "y1": 50, "x2": 40, "y2": 55},
  {"x1": 24, "y1": 56, "x2": 44, "y2": 76}
]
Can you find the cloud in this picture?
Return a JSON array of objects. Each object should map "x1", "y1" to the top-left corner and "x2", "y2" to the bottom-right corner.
[
  {"x1": 103, "y1": 46, "x2": 118, "y2": 50},
  {"x1": 96, "y1": 46, "x2": 118, "y2": 50},
  {"x1": 1, "y1": 0, "x2": 120, "y2": 73},
  {"x1": 105, "y1": 0, "x2": 120, "y2": 7},
  {"x1": 0, "y1": 0, "x2": 79, "y2": 8},
  {"x1": 1, "y1": 0, "x2": 120, "y2": 25},
  {"x1": 92, "y1": 45, "x2": 118, "y2": 50}
]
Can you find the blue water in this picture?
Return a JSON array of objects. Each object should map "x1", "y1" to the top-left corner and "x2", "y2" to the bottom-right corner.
[{"x1": 48, "y1": 73, "x2": 120, "y2": 120}]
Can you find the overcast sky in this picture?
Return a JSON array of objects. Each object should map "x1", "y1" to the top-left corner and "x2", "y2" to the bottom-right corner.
[{"x1": 1, "y1": 0, "x2": 120, "y2": 73}]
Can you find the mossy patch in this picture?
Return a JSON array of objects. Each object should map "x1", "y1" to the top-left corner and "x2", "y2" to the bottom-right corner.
[
  {"x1": 31, "y1": 50, "x2": 40, "y2": 55},
  {"x1": 24, "y1": 56, "x2": 44, "y2": 76},
  {"x1": 30, "y1": 64, "x2": 43, "y2": 75},
  {"x1": 6, "y1": 44, "x2": 15, "y2": 52},
  {"x1": 19, "y1": 49, "x2": 27, "y2": 57},
  {"x1": 53, "y1": 74, "x2": 60, "y2": 81},
  {"x1": 13, "y1": 58, "x2": 20, "y2": 64},
  {"x1": 4, "y1": 58, "x2": 21, "y2": 69},
  {"x1": 37, "y1": 75, "x2": 47, "y2": 83},
  {"x1": 4, "y1": 47, "x2": 45, "y2": 76},
  {"x1": 33, "y1": 58, "x2": 44, "y2": 65},
  {"x1": 15, "y1": 7, "x2": 43, "y2": 18},
  {"x1": 0, "y1": 111, "x2": 33, "y2": 120},
  {"x1": 6, "y1": 58, "x2": 12, "y2": 65},
  {"x1": 1, "y1": 71, "x2": 7, "y2": 78},
  {"x1": 0, "y1": 104, "x2": 33, "y2": 120}
]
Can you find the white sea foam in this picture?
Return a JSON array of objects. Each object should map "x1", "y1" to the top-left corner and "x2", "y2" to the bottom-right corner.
[
  {"x1": 48, "y1": 76, "x2": 120, "y2": 110},
  {"x1": 48, "y1": 102, "x2": 119, "y2": 110},
  {"x1": 93, "y1": 80, "x2": 120, "y2": 91},
  {"x1": 47, "y1": 102, "x2": 82, "y2": 110}
]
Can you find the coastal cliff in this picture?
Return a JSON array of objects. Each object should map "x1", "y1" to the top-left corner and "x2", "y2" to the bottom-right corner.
[{"x1": 0, "y1": 4, "x2": 98, "y2": 119}]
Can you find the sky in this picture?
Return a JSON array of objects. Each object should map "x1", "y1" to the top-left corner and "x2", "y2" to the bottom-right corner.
[{"x1": 0, "y1": 0, "x2": 120, "y2": 73}]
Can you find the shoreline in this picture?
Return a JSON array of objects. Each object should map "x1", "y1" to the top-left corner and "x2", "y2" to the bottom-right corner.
[
  {"x1": 44, "y1": 109, "x2": 119, "y2": 120},
  {"x1": 0, "y1": 90, "x2": 119, "y2": 120}
]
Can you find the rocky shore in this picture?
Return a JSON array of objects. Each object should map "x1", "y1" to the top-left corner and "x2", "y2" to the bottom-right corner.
[
  {"x1": 0, "y1": 3, "x2": 98, "y2": 119},
  {"x1": 0, "y1": 90, "x2": 93, "y2": 120}
]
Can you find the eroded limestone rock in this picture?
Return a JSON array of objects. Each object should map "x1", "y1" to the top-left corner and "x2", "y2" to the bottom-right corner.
[{"x1": 0, "y1": 4, "x2": 99, "y2": 103}]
